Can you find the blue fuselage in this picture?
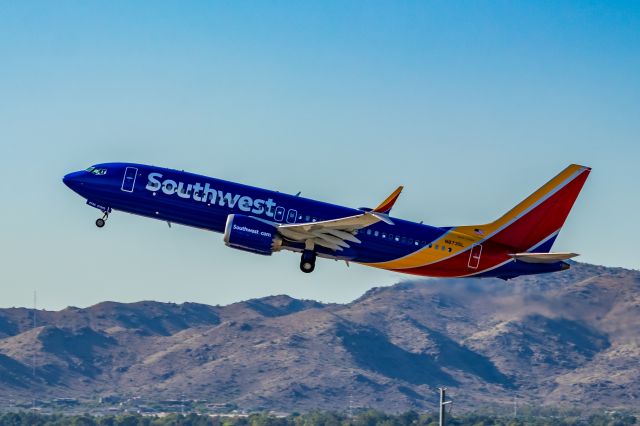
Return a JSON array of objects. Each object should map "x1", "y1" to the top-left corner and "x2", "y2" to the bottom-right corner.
[{"x1": 63, "y1": 162, "x2": 568, "y2": 278}]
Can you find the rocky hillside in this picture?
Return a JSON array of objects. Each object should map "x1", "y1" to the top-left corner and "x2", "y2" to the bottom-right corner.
[{"x1": 0, "y1": 262, "x2": 638, "y2": 412}]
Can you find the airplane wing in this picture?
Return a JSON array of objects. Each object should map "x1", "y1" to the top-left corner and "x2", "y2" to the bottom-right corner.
[
  {"x1": 509, "y1": 252, "x2": 579, "y2": 263},
  {"x1": 277, "y1": 186, "x2": 403, "y2": 251}
]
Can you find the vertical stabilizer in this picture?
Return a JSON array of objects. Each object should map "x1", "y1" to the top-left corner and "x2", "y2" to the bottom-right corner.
[{"x1": 456, "y1": 164, "x2": 591, "y2": 252}]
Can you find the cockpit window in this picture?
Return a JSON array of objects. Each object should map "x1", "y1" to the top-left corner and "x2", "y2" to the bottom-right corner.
[{"x1": 85, "y1": 167, "x2": 107, "y2": 176}]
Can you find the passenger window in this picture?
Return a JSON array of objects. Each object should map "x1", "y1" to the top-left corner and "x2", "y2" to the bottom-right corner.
[
  {"x1": 441, "y1": 246, "x2": 446, "y2": 251},
  {"x1": 408, "y1": 238, "x2": 413, "y2": 244},
  {"x1": 374, "y1": 231, "x2": 379, "y2": 237},
  {"x1": 395, "y1": 236, "x2": 400, "y2": 242},
  {"x1": 414, "y1": 241, "x2": 419, "y2": 246},
  {"x1": 382, "y1": 233, "x2": 386, "y2": 238},
  {"x1": 305, "y1": 215, "x2": 310, "y2": 221},
  {"x1": 401, "y1": 237, "x2": 407, "y2": 244},
  {"x1": 435, "y1": 245, "x2": 439, "y2": 250},
  {"x1": 367, "y1": 229, "x2": 372, "y2": 235},
  {"x1": 448, "y1": 247, "x2": 452, "y2": 252}
]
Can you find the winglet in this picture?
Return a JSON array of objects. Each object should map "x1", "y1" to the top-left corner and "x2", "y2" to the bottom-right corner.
[{"x1": 372, "y1": 186, "x2": 403, "y2": 214}]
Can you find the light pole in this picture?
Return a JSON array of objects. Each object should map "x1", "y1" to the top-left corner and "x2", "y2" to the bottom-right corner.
[{"x1": 438, "y1": 388, "x2": 452, "y2": 426}]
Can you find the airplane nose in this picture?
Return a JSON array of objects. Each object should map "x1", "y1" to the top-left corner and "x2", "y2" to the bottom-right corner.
[{"x1": 62, "y1": 171, "x2": 85, "y2": 189}]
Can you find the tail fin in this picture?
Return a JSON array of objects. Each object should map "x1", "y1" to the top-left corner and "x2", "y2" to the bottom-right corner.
[{"x1": 456, "y1": 164, "x2": 591, "y2": 252}]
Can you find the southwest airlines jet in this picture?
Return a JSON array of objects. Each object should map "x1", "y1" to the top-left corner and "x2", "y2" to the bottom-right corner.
[{"x1": 63, "y1": 163, "x2": 590, "y2": 279}]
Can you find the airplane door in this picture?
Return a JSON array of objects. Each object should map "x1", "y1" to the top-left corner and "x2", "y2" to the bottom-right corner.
[
  {"x1": 286, "y1": 209, "x2": 297, "y2": 223},
  {"x1": 121, "y1": 167, "x2": 138, "y2": 192},
  {"x1": 274, "y1": 206, "x2": 285, "y2": 222},
  {"x1": 468, "y1": 244, "x2": 482, "y2": 269}
]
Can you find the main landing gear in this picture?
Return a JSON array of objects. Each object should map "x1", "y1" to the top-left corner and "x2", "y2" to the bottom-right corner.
[
  {"x1": 300, "y1": 250, "x2": 316, "y2": 273},
  {"x1": 95, "y1": 212, "x2": 109, "y2": 228}
]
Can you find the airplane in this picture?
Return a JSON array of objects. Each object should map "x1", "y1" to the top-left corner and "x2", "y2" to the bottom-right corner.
[{"x1": 63, "y1": 163, "x2": 590, "y2": 279}]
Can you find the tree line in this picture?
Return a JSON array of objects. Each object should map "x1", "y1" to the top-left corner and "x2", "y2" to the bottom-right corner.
[{"x1": 0, "y1": 410, "x2": 635, "y2": 426}]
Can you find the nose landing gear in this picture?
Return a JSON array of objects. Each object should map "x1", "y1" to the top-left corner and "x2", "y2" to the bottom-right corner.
[
  {"x1": 300, "y1": 250, "x2": 316, "y2": 273},
  {"x1": 95, "y1": 212, "x2": 109, "y2": 228}
]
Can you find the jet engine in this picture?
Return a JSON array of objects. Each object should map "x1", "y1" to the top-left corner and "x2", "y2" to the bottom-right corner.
[{"x1": 223, "y1": 214, "x2": 282, "y2": 256}]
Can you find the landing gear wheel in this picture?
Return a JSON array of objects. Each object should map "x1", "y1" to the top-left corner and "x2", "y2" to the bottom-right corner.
[
  {"x1": 95, "y1": 211, "x2": 109, "y2": 228},
  {"x1": 300, "y1": 250, "x2": 316, "y2": 273}
]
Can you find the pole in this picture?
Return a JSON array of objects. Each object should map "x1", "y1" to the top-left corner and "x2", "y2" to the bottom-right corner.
[
  {"x1": 33, "y1": 291, "x2": 36, "y2": 377},
  {"x1": 32, "y1": 291, "x2": 37, "y2": 411},
  {"x1": 438, "y1": 387, "x2": 452, "y2": 426},
  {"x1": 439, "y1": 388, "x2": 445, "y2": 426}
]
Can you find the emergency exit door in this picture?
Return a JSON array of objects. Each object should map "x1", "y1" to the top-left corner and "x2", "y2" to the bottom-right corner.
[
  {"x1": 468, "y1": 244, "x2": 482, "y2": 269},
  {"x1": 121, "y1": 167, "x2": 138, "y2": 192}
]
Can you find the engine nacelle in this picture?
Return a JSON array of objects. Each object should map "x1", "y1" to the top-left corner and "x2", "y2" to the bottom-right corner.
[{"x1": 223, "y1": 214, "x2": 282, "y2": 256}]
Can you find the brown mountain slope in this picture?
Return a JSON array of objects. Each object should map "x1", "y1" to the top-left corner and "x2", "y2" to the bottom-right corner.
[{"x1": 0, "y1": 262, "x2": 638, "y2": 412}]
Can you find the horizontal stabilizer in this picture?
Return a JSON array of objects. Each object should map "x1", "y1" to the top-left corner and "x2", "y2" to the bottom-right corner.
[{"x1": 509, "y1": 252, "x2": 579, "y2": 263}]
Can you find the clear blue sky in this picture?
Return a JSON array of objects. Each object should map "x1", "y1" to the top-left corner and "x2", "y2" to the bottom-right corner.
[{"x1": 1, "y1": 1, "x2": 638, "y2": 310}]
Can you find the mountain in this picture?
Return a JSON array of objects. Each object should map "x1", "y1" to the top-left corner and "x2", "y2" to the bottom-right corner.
[{"x1": 0, "y1": 262, "x2": 638, "y2": 412}]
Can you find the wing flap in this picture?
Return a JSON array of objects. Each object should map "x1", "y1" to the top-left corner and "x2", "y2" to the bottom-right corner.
[
  {"x1": 311, "y1": 230, "x2": 351, "y2": 249},
  {"x1": 324, "y1": 229, "x2": 362, "y2": 244}
]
